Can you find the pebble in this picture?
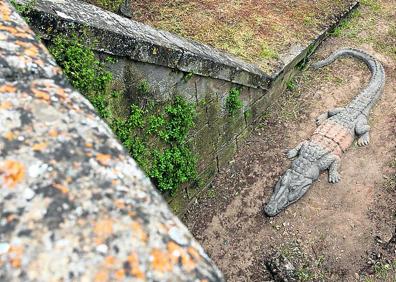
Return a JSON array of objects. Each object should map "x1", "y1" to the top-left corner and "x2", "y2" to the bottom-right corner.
[
  {"x1": 169, "y1": 227, "x2": 189, "y2": 246},
  {"x1": 96, "y1": 244, "x2": 108, "y2": 254},
  {"x1": 23, "y1": 188, "x2": 35, "y2": 200},
  {"x1": 0, "y1": 243, "x2": 10, "y2": 254}
]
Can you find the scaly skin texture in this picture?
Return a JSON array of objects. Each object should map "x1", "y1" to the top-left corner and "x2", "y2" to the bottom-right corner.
[{"x1": 264, "y1": 48, "x2": 385, "y2": 217}]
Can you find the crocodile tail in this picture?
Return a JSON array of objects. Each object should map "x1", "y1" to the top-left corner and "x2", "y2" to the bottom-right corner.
[
  {"x1": 312, "y1": 48, "x2": 377, "y2": 71},
  {"x1": 312, "y1": 48, "x2": 385, "y2": 109}
]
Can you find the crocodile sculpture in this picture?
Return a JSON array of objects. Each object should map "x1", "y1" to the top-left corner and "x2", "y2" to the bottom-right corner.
[{"x1": 264, "y1": 48, "x2": 385, "y2": 217}]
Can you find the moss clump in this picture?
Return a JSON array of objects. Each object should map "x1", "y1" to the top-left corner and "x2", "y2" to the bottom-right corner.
[
  {"x1": 48, "y1": 34, "x2": 198, "y2": 193},
  {"x1": 49, "y1": 34, "x2": 112, "y2": 119},
  {"x1": 10, "y1": 0, "x2": 36, "y2": 23},
  {"x1": 111, "y1": 97, "x2": 197, "y2": 192},
  {"x1": 226, "y1": 88, "x2": 243, "y2": 117},
  {"x1": 85, "y1": 0, "x2": 124, "y2": 13}
]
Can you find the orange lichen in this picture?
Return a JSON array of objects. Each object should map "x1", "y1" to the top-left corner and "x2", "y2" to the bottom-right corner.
[
  {"x1": 52, "y1": 183, "x2": 69, "y2": 194},
  {"x1": 8, "y1": 245, "x2": 23, "y2": 268},
  {"x1": 114, "y1": 269, "x2": 125, "y2": 280},
  {"x1": 85, "y1": 142, "x2": 93, "y2": 148},
  {"x1": 96, "y1": 154, "x2": 111, "y2": 166},
  {"x1": 32, "y1": 142, "x2": 48, "y2": 152},
  {"x1": 114, "y1": 200, "x2": 125, "y2": 209},
  {"x1": 151, "y1": 249, "x2": 173, "y2": 272},
  {"x1": 48, "y1": 128, "x2": 58, "y2": 137},
  {"x1": 131, "y1": 222, "x2": 148, "y2": 242},
  {"x1": 94, "y1": 270, "x2": 109, "y2": 282},
  {"x1": 168, "y1": 242, "x2": 197, "y2": 272},
  {"x1": 0, "y1": 101, "x2": 12, "y2": 110},
  {"x1": 32, "y1": 88, "x2": 50, "y2": 101},
  {"x1": 127, "y1": 253, "x2": 145, "y2": 279},
  {"x1": 15, "y1": 41, "x2": 39, "y2": 57},
  {"x1": 94, "y1": 219, "x2": 113, "y2": 244},
  {"x1": 0, "y1": 3, "x2": 11, "y2": 21},
  {"x1": 4, "y1": 131, "x2": 16, "y2": 141},
  {"x1": 187, "y1": 247, "x2": 201, "y2": 262},
  {"x1": 181, "y1": 251, "x2": 196, "y2": 272},
  {"x1": 0, "y1": 160, "x2": 25, "y2": 188},
  {"x1": 0, "y1": 84, "x2": 17, "y2": 94},
  {"x1": 104, "y1": 256, "x2": 117, "y2": 267}
]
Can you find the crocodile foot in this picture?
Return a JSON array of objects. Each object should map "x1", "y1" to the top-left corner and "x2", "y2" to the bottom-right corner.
[
  {"x1": 329, "y1": 172, "x2": 341, "y2": 183},
  {"x1": 316, "y1": 113, "x2": 328, "y2": 126},
  {"x1": 286, "y1": 149, "x2": 298, "y2": 159},
  {"x1": 357, "y1": 133, "x2": 370, "y2": 146}
]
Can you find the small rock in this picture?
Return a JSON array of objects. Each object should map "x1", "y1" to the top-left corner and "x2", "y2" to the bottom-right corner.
[
  {"x1": 23, "y1": 188, "x2": 35, "y2": 200},
  {"x1": 0, "y1": 243, "x2": 10, "y2": 254},
  {"x1": 96, "y1": 244, "x2": 108, "y2": 254}
]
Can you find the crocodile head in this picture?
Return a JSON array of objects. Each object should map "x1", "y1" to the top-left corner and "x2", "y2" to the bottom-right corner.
[{"x1": 264, "y1": 169, "x2": 313, "y2": 216}]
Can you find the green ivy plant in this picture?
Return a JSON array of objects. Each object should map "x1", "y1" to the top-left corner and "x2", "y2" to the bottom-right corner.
[
  {"x1": 49, "y1": 34, "x2": 112, "y2": 119},
  {"x1": 111, "y1": 96, "x2": 197, "y2": 192},
  {"x1": 226, "y1": 87, "x2": 243, "y2": 117},
  {"x1": 10, "y1": 0, "x2": 36, "y2": 23},
  {"x1": 47, "y1": 33, "x2": 198, "y2": 193}
]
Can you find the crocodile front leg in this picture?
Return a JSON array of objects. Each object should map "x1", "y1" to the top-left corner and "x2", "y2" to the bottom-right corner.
[
  {"x1": 355, "y1": 116, "x2": 370, "y2": 146},
  {"x1": 316, "y1": 107, "x2": 345, "y2": 125},
  {"x1": 318, "y1": 153, "x2": 341, "y2": 183},
  {"x1": 286, "y1": 141, "x2": 308, "y2": 159}
]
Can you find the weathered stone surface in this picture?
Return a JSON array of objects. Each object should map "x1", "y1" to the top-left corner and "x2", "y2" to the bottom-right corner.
[
  {"x1": 216, "y1": 141, "x2": 237, "y2": 171},
  {"x1": 218, "y1": 114, "x2": 246, "y2": 148},
  {"x1": 195, "y1": 76, "x2": 230, "y2": 103},
  {"x1": 17, "y1": 0, "x2": 272, "y2": 89},
  {"x1": 119, "y1": 0, "x2": 132, "y2": 18},
  {"x1": 0, "y1": 2, "x2": 223, "y2": 281},
  {"x1": 124, "y1": 61, "x2": 184, "y2": 102},
  {"x1": 189, "y1": 124, "x2": 219, "y2": 171}
]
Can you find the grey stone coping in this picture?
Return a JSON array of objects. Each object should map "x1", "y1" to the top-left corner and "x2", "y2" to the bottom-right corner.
[
  {"x1": 18, "y1": 0, "x2": 272, "y2": 89},
  {"x1": 0, "y1": 2, "x2": 223, "y2": 281}
]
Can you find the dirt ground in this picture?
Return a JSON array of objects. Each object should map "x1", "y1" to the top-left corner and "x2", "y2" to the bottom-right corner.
[
  {"x1": 128, "y1": 0, "x2": 355, "y2": 73},
  {"x1": 182, "y1": 1, "x2": 396, "y2": 281}
]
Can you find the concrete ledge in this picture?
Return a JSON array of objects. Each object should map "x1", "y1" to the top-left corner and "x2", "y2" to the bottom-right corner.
[{"x1": 0, "y1": 2, "x2": 223, "y2": 281}]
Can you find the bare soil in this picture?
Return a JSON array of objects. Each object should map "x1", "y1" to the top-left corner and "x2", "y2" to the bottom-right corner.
[
  {"x1": 182, "y1": 1, "x2": 396, "y2": 281},
  {"x1": 128, "y1": 0, "x2": 355, "y2": 72}
]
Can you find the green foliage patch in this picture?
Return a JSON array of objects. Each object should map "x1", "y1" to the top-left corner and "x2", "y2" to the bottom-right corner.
[
  {"x1": 226, "y1": 88, "x2": 243, "y2": 117},
  {"x1": 111, "y1": 97, "x2": 197, "y2": 192},
  {"x1": 10, "y1": 0, "x2": 36, "y2": 23},
  {"x1": 49, "y1": 34, "x2": 112, "y2": 119},
  {"x1": 89, "y1": 0, "x2": 124, "y2": 13},
  {"x1": 48, "y1": 33, "x2": 198, "y2": 193}
]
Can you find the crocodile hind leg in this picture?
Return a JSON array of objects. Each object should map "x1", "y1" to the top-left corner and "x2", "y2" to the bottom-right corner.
[
  {"x1": 318, "y1": 154, "x2": 341, "y2": 183},
  {"x1": 355, "y1": 116, "x2": 370, "y2": 146},
  {"x1": 286, "y1": 141, "x2": 308, "y2": 159},
  {"x1": 316, "y1": 107, "x2": 345, "y2": 125}
]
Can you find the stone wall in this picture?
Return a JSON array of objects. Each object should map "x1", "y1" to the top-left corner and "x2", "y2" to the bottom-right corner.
[
  {"x1": 16, "y1": 0, "x2": 359, "y2": 213},
  {"x1": 0, "y1": 1, "x2": 223, "y2": 280}
]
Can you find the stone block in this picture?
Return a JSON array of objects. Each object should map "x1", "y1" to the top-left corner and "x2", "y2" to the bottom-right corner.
[
  {"x1": 249, "y1": 93, "x2": 272, "y2": 124},
  {"x1": 216, "y1": 141, "x2": 237, "y2": 171},
  {"x1": 124, "y1": 61, "x2": 183, "y2": 103},
  {"x1": 174, "y1": 74, "x2": 198, "y2": 103},
  {"x1": 236, "y1": 127, "x2": 253, "y2": 151},
  {"x1": 188, "y1": 125, "x2": 219, "y2": 172},
  {"x1": 186, "y1": 158, "x2": 217, "y2": 200},
  {"x1": 240, "y1": 86, "x2": 267, "y2": 106},
  {"x1": 206, "y1": 97, "x2": 223, "y2": 126},
  {"x1": 196, "y1": 76, "x2": 230, "y2": 102},
  {"x1": 218, "y1": 113, "x2": 246, "y2": 147}
]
